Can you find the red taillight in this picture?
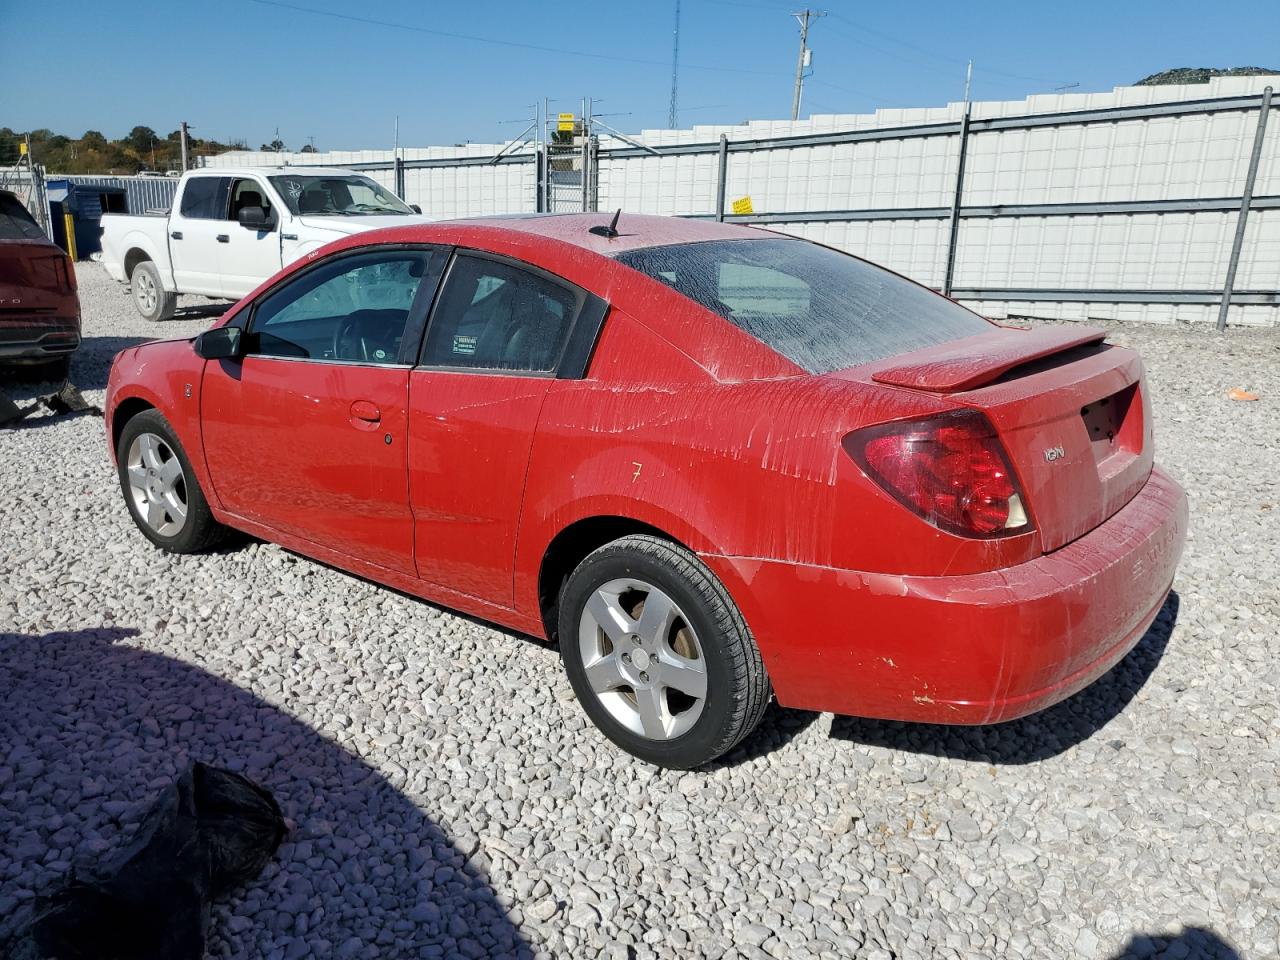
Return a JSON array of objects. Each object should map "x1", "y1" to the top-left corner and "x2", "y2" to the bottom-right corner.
[{"x1": 844, "y1": 410, "x2": 1031, "y2": 538}]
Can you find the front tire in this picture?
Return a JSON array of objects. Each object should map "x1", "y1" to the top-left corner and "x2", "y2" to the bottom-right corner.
[
  {"x1": 116, "y1": 409, "x2": 226, "y2": 553},
  {"x1": 130, "y1": 260, "x2": 177, "y2": 322},
  {"x1": 558, "y1": 535, "x2": 771, "y2": 768}
]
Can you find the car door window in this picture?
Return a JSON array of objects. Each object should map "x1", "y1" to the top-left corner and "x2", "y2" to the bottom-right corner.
[
  {"x1": 228, "y1": 178, "x2": 271, "y2": 221},
  {"x1": 179, "y1": 177, "x2": 230, "y2": 219},
  {"x1": 421, "y1": 255, "x2": 583, "y2": 373},
  {"x1": 248, "y1": 249, "x2": 439, "y2": 363}
]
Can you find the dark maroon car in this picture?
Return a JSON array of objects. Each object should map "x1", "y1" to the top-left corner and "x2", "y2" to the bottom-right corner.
[{"x1": 0, "y1": 190, "x2": 80, "y2": 380}]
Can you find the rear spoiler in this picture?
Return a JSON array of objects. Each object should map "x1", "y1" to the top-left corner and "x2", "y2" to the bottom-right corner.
[{"x1": 870, "y1": 326, "x2": 1107, "y2": 393}]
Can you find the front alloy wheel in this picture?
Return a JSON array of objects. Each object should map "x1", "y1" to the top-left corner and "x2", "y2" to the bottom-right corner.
[
  {"x1": 125, "y1": 432, "x2": 188, "y2": 537},
  {"x1": 116, "y1": 408, "x2": 227, "y2": 553}
]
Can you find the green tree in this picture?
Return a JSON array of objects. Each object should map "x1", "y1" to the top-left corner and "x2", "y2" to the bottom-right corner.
[{"x1": 123, "y1": 125, "x2": 159, "y2": 154}]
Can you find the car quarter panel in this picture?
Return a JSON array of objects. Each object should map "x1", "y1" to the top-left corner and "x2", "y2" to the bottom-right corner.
[{"x1": 510, "y1": 306, "x2": 1039, "y2": 628}]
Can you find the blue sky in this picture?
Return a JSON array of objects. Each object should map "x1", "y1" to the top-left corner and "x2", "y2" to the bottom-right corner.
[{"x1": 3, "y1": 0, "x2": 1276, "y2": 150}]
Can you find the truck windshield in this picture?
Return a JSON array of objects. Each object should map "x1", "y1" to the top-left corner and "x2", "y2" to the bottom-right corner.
[
  {"x1": 268, "y1": 174, "x2": 414, "y2": 217},
  {"x1": 615, "y1": 238, "x2": 992, "y2": 373}
]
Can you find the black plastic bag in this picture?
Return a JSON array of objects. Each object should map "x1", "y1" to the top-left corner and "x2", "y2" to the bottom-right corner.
[
  {"x1": 0, "y1": 382, "x2": 102, "y2": 428},
  {"x1": 15, "y1": 763, "x2": 286, "y2": 960}
]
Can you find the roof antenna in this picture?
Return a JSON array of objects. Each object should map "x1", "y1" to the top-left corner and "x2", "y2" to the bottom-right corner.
[{"x1": 590, "y1": 208, "x2": 622, "y2": 238}]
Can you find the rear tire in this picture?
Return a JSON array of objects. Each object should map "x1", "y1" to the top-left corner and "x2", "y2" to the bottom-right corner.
[
  {"x1": 130, "y1": 260, "x2": 177, "y2": 322},
  {"x1": 558, "y1": 534, "x2": 771, "y2": 768},
  {"x1": 116, "y1": 409, "x2": 227, "y2": 553}
]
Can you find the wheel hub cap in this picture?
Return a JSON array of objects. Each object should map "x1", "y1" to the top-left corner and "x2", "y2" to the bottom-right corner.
[
  {"x1": 125, "y1": 432, "x2": 188, "y2": 537},
  {"x1": 578, "y1": 578, "x2": 708, "y2": 742}
]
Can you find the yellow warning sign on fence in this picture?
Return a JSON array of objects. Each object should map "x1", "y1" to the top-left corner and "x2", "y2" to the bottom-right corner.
[
  {"x1": 731, "y1": 196, "x2": 754, "y2": 216},
  {"x1": 558, "y1": 113, "x2": 576, "y2": 132}
]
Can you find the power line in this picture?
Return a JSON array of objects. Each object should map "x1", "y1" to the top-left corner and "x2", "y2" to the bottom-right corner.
[
  {"x1": 246, "y1": 0, "x2": 786, "y2": 78},
  {"x1": 825, "y1": 10, "x2": 1074, "y2": 86}
]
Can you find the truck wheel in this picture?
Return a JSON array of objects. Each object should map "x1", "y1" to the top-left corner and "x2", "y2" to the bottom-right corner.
[{"x1": 131, "y1": 260, "x2": 178, "y2": 322}]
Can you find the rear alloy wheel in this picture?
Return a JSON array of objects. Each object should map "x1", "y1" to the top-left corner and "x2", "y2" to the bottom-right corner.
[
  {"x1": 116, "y1": 409, "x2": 226, "y2": 553},
  {"x1": 559, "y1": 535, "x2": 771, "y2": 768},
  {"x1": 130, "y1": 260, "x2": 177, "y2": 322}
]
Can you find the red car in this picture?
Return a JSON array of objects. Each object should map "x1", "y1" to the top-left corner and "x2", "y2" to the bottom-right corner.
[
  {"x1": 105, "y1": 213, "x2": 1187, "y2": 767},
  {"x1": 0, "y1": 189, "x2": 80, "y2": 380}
]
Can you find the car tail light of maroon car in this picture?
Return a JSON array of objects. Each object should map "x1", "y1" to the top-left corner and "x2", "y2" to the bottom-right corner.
[{"x1": 844, "y1": 410, "x2": 1031, "y2": 538}]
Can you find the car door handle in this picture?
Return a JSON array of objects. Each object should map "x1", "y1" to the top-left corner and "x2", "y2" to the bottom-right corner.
[
  {"x1": 216, "y1": 234, "x2": 230, "y2": 243},
  {"x1": 281, "y1": 233, "x2": 298, "y2": 241},
  {"x1": 170, "y1": 231, "x2": 183, "y2": 240},
  {"x1": 349, "y1": 400, "x2": 381, "y2": 423}
]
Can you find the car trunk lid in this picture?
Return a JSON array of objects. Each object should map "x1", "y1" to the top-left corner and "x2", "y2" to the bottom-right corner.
[{"x1": 841, "y1": 326, "x2": 1153, "y2": 552}]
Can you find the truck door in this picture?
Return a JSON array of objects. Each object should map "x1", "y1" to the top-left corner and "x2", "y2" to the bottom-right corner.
[
  {"x1": 220, "y1": 177, "x2": 284, "y2": 299},
  {"x1": 169, "y1": 175, "x2": 230, "y2": 296}
]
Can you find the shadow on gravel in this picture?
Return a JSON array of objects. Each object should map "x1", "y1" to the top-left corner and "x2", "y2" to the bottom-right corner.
[
  {"x1": 710, "y1": 703, "x2": 822, "y2": 769},
  {"x1": 0, "y1": 628, "x2": 532, "y2": 959},
  {"x1": 1108, "y1": 926, "x2": 1240, "y2": 959},
  {"x1": 70, "y1": 336, "x2": 171, "y2": 391},
  {"x1": 828, "y1": 591, "x2": 1180, "y2": 764}
]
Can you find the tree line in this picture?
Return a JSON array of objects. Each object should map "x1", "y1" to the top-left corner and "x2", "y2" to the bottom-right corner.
[{"x1": 0, "y1": 126, "x2": 317, "y2": 175}]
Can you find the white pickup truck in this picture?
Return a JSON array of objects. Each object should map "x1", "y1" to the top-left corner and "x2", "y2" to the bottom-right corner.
[{"x1": 100, "y1": 166, "x2": 431, "y2": 320}]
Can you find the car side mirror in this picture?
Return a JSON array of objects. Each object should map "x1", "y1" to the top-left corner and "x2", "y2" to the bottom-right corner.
[
  {"x1": 238, "y1": 206, "x2": 274, "y2": 231},
  {"x1": 410, "y1": 204, "x2": 422, "y2": 214},
  {"x1": 194, "y1": 326, "x2": 244, "y2": 361}
]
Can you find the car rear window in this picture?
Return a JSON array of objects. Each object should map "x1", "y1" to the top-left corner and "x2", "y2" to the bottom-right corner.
[
  {"x1": 0, "y1": 192, "x2": 47, "y2": 241},
  {"x1": 614, "y1": 238, "x2": 991, "y2": 373}
]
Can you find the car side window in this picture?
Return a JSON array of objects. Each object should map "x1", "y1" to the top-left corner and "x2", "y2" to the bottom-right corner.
[
  {"x1": 247, "y1": 249, "x2": 439, "y2": 364},
  {"x1": 228, "y1": 179, "x2": 271, "y2": 221},
  {"x1": 179, "y1": 177, "x2": 230, "y2": 219},
  {"x1": 421, "y1": 255, "x2": 582, "y2": 373}
]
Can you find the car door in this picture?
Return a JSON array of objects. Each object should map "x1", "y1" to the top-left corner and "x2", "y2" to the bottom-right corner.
[
  {"x1": 218, "y1": 177, "x2": 283, "y2": 299},
  {"x1": 408, "y1": 251, "x2": 607, "y2": 606},
  {"x1": 201, "y1": 245, "x2": 447, "y2": 575},
  {"x1": 169, "y1": 175, "x2": 230, "y2": 295}
]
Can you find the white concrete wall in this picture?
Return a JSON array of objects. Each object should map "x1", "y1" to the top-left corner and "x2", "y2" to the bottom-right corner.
[{"x1": 207, "y1": 76, "x2": 1280, "y2": 325}]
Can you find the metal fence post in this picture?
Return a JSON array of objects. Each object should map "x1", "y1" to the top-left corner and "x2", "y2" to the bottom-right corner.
[
  {"x1": 535, "y1": 144, "x2": 547, "y2": 213},
  {"x1": 715, "y1": 134, "x2": 729, "y2": 221},
  {"x1": 1217, "y1": 85, "x2": 1273, "y2": 331},
  {"x1": 942, "y1": 103, "x2": 972, "y2": 297},
  {"x1": 394, "y1": 156, "x2": 406, "y2": 200}
]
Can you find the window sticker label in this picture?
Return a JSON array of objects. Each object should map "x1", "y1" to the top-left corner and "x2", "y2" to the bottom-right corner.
[{"x1": 452, "y1": 335, "x2": 478, "y2": 355}]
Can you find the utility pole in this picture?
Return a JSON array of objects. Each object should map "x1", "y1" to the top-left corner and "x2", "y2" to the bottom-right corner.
[
  {"x1": 668, "y1": 0, "x2": 681, "y2": 128},
  {"x1": 179, "y1": 121, "x2": 190, "y2": 172},
  {"x1": 791, "y1": 9, "x2": 824, "y2": 121}
]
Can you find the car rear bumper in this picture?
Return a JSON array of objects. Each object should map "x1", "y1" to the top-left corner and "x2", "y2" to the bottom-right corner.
[
  {"x1": 0, "y1": 317, "x2": 81, "y2": 360},
  {"x1": 705, "y1": 466, "x2": 1188, "y2": 724}
]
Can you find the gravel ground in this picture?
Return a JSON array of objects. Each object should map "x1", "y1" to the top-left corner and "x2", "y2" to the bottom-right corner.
[{"x1": 1, "y1": 263, "x2": 1278, "y2": 960}]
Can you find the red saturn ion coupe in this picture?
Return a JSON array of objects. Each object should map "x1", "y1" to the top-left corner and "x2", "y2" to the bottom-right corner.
[{"x1": 105, "y1": 213, "x2": 1187, "y2": 767}]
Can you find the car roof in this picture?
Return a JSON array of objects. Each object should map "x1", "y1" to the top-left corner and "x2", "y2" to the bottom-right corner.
[
  {"x1": 191, "y1": 166, "x2": 371, "y2": 178},
  {"x1": 435, "y1": 212, "x2": 769, "y2": 256}
]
